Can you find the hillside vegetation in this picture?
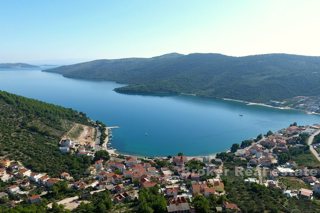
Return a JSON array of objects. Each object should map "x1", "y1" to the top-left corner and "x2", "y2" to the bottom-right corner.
[
  {"x1": 0, "y1": 91, "x2": 91, "y2": 179},
  {"x1": 45, "y1": 53, "x2": 320, "y2": 102}
]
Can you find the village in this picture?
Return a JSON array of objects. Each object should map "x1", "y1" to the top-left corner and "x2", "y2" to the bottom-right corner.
[{"x1": 1, "y1": 123, "x2": 320, "y2": 212}]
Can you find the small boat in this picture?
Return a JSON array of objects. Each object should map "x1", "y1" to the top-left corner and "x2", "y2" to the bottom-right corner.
[{"x1": 239, "y1": 114, "x2": 243, "y2": 117}]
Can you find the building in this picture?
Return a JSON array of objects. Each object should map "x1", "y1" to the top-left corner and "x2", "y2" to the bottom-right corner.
[
  {"x1": 223, "y1": 202, "x2": 241, "y2": 212},
  {"x1": 18, "y1": 168, "x2": 31, "y2": 177},
  {"x1": 166, "y1": 187, "x2": 179, "y2": 197},
  {"x1": 0, "y1": 159, "x2": 11, "y2": 168},
  {"x1": 173, "y1": 156, "x2": 187, "y2": 167},
  {"x1": 95, "y1": 159, "x2": 104, "y2": 171},
  {"x1": 0, "y1": 192, "x2": 8, "y2": 200},
  {"x1": 60, "y1": 139, "x2": 73, "y2": 147},
  {"x1": 28, "y1": 195, "x2": 41, "y2": 204},
  {"x1": 313, "y1": 184, "x2": 320, "y2": 195},
  {"x1": 8, "y1": 185, "x2": 20, "y2": 194},
  {"x1": 299, "y1": 188, "x2": 313, "y2": 199},
  {"x1": 60, "y1": 172, "x2": 73, "y2": 180},
  {"x1": 46, "y1": 178, "x2": 60, "y2": 188},
  {"x1": 59, "y1": 146, "x2": 70, "y2": 153},
  {"x1": 125, "y1": 156, "x2": 138, "y2": 166},
  {"x1": 276, "y1": 167, "x2": 295, "y2": 176},
  {"x1": 167, "y1": 197, "x2": 191, "y2": 213},
  {"x1": 30, "y1": 173, "x2": 45, "y2": 183}
]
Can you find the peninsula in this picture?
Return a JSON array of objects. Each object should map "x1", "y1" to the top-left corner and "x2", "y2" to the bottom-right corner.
[
  {"x1": 44, "y1": 53, "x2": 320, "y2": 114},
  {"x1": 0, "y1": 63, "x2": 39, "y2": 69}
]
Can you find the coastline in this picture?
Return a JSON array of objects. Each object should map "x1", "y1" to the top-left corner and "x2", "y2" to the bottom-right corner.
[
  {"x1": 41, "y1": 70, "x2": 320, "y2": 115},
  {"x1": 222, "y1": 97, "x2": 320, "y2": 115},
  {"x1": 178, "y1": 93, "x2": 320, "y2": 115},
  {"x1": 103, "y1": 126, "x2": 218, "y2": 160}
]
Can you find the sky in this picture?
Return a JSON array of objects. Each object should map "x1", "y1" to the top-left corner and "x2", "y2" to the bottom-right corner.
[{"x1": 0, "y1": 0, "x2": 320, "y2": 64}]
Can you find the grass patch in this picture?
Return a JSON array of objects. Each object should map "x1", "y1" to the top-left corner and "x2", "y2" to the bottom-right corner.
[
  {"x1": 279, "y1": 177, "x2": 310, "y2": 190},
  {"x1": 291, "y1": 150, "x2": 320, "y2": 168},
  {"x1": 67, "y1": 124, "x2": 84, "y2": 140}
]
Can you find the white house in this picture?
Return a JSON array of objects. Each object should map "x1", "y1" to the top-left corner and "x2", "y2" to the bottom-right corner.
[{"x1": 8, "y1": 185, "x2": 20, "y2": 194}]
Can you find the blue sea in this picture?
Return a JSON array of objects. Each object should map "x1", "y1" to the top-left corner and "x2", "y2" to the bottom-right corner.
[{"x1": 0, "y1": 69, "x2": 319, "y2": 156}]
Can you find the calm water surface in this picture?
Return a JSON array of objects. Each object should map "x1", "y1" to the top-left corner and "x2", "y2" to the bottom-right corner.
[{"x1": 0, "y1": 69, "x2": 319, "y2": 156}]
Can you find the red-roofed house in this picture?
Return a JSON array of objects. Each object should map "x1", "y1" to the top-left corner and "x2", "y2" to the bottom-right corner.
[
  {"x1": 125, "y1": 156, "x2": 138, "y2": 166},
  {"x1": 224, "y1": 202, "x2": 240, "y2": 212},
  {"x1": 46, "y1": 178, "x2": 60, "y2": 188},
  {"x1": 299, "y1": 188, "x2": 313, "y2": 199},
  {"x1": 28, "y1": 194, "x2": 41, "y2": 204},
  {"x1": 173, "y1": 156, "x2": 187, "y2": 167}
]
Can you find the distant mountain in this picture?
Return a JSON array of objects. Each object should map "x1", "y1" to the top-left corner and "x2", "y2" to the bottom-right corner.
[
  {"x1": 44, "y1": 53, "x2": 320, "y2": 103},
  {"x1": 0, "y1": 63, "x2": 39, "y2": 69}
]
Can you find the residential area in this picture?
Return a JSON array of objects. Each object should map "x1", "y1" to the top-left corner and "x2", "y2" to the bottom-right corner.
[{"x1": 1, "y1": 123, "x2": 320, "y2": 212}]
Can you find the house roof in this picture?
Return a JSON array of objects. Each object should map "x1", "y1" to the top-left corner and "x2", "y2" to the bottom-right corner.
[
  {"x1": 204, "y1": 187, "x2": 215, "y2": 193},
  {"x1": 167, "y1": 198, "x2": 190, "y2": 212},
  {"x1": 142, "y1": 181, "x2": 157, "y2": 188},
  {"x1": 224, "y1": 202, "x2": 240, "y2": 210},
  {"x1": 29, "y1": 194, "x2": 41, "y2": 200},
  {"x1": 47, "y1": 178, "x2": 60, "y2": 185},
  {"x1": 61, "y1": 172, "x2": 71, "y2": 177},
  {"x1": 300, "y1": 188, "x2": 313, "y2": 197},
  {"x1": 95, "y1": 159, "x2": 104, "y2": 164}
]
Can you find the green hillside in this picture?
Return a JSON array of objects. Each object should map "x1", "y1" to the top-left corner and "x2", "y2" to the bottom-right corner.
[
  {"x1": 45, "y1": 53, "x2": 320, "y2": 103},
  {"x1": 0, "y1": 91, "x2": 91, "y2": 179}
]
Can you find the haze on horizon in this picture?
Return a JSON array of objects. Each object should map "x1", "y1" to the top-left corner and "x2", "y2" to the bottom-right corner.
[{"x1": 1, "y1": 0, "x2": 320, "y2": 64}]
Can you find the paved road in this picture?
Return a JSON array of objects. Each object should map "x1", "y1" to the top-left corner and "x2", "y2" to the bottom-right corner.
[{"x1": 307, "y1": 129, "x2": 320, "y2": 162}]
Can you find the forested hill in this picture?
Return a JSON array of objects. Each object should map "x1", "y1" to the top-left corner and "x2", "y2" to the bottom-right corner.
[
  {"x1": 0, "y1": 91, "x2": 91, "y2": 179},
  {"x1": 0, "y1": 63, "x2": 39, "y2": 69},
  {"x1": 44, "y1": 53, "x2": 320, "y2": 102}
]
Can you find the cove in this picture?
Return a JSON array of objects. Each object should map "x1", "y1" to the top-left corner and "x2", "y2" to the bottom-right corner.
[{"x1": 0, "y1": 69, "x2": 319, "y2": 156}]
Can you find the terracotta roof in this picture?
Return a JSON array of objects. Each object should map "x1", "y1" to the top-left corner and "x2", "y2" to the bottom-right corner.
[
  {"x1": 300, "y1": 188, "x2": 313, "y2": 197},
  {"x1": 29, "y1": 194, "x2": 41, "y2": 200},
  {"x1": 224, "y1": 202, "x2": 240, "y2": 210},
  {"x1": 142, "y1": 180, "x2": 157, "y2": 188},
  {"x1": 95, "y1": 159, "x2": 104, "y2": 164},
  {"x1": 204, "y1": 187, "x2": 215, "y2": 194}
]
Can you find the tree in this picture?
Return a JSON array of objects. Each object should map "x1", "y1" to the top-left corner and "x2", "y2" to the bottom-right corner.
[
  {"x1": 49, "y1": 202, "x2": 69, "y2": 213},
  {"x1": 74, "y1": 202, "x2": 95, "y2": 213},
  {"x1": 185, "y1": 159, "x2": 205, "y2": 170},
  {"x1": 93, "y1": 150, "x2": 110, "y2": 162},
  {"x1": 177, "y1": 152, "x2": 184, "y2": 156},
  {"x1": 266, "y1": 130, "x2": 273, "y2": 136},
  {"x1": 138, "y1": 187, "x2": 166, "y2": 213},
  {"x1": 91, "y1": 191, "x2": 112, "y2": 211},
  {"x1": 193, "y1": 195, "x2": 210, "y2": 213},
  {"x1": 255, "y1": 134, "x2": 263, "y2": 142},
  {"x1": 138, "y1": 201, "x2": 154, "y2": 213},
  {"x1": 278, "y1": 153, "x2": 290, "y2": 165},
  {"x1": 240, "y1": 140, "x2": 253, "y2": 148},
  {"x1": 231, "y1": 143, "x2": 240, "y2": 153},
  {"x1": 290, "y1": 122, "x2": 298, "y2": 126}
]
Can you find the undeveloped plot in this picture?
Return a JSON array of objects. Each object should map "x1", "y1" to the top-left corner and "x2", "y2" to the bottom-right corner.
[
  {"x1": 77, "y1": 125, "x2": 96, "y2": 147},
  {"x1": 63, "y1": 123, "x2": 96, "y2": 147}
]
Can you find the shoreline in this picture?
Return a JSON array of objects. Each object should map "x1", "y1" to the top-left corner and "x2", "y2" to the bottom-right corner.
[
  {"x1": 42, "y1": 70, "x2": 320, "y2": 115},
  {"x1": 222, "y1": 97, "x2": 320, "y2": 115},
  {"x1": 178, "y1": 93, "x2": 320, "y2": 115},
  {"x1": 103, "y1": 126, "x2": 218, "y2": 159}
]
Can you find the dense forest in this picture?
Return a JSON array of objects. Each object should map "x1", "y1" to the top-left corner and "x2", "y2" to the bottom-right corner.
[
  {"x1": 0, "y1": 91, "x2": 92, "y2": 178},
  {"x1": 45, "y1": 53, "x2": 320, "y2": 102}
]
